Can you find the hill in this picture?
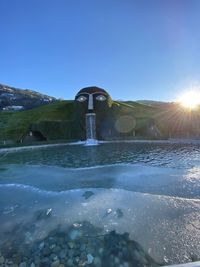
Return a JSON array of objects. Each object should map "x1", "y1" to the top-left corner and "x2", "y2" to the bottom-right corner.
[
  {"x1": 1, "y1": 84, "x2": 200, "y2": 145},
  {"x1": 0, "y1": 99, "x2": 161, "y2": 144},
  {"x1": 0, "y1": 100, "x2": 74, "y2": 142},
  {"x1": 136, "y1": 100, "x2": 173, "y2": 107},
  {"x1": 0, "y1": 83, "x2": 56, "y2": 110}
]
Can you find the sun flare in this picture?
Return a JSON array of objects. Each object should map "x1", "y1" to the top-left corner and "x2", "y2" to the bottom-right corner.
[{"x1": 179, "y1": 91, "x2": 200, "y2": 109}]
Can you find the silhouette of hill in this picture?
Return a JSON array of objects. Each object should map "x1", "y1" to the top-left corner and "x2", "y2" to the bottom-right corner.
[{"x1": 0, "y1": 83, "x2": 56, "y2": 110}]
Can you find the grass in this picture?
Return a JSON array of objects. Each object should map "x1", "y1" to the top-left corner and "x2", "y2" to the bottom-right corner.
[
  {"x1": 1, "y1": 99, "x2": 198, "y2": 143},
  {"x1": 0, "y1": 101, "x2": 74, "y2": 141}
]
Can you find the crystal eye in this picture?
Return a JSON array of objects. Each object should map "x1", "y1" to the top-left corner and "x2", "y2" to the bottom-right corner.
[
  {"x1": 96, "y1": 95, "x2": 106, "y2": 101},
  {"x1": 77, "y1": 95, "x2": 87, "y2": 102}
]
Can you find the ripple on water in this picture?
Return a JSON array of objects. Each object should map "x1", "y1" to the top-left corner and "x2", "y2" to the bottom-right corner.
[{"x1": 1, "y1": 142, "x2": 200, "y2": 168}]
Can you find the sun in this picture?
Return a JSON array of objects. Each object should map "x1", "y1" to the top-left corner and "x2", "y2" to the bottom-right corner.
[{"x1": 178, "y1": 91, "x2": 200, "y2": 109}]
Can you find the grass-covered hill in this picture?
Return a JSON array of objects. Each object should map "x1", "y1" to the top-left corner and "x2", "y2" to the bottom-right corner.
[
  {"x1": 1, "y1": 96, "x2": 200, "y2": 144},
  {"x1": 0, "y1": 100, "x2": 75, "y2": 142},
  {"x1": 0, "y1": 99, "x2": 161, "y2": 143}
]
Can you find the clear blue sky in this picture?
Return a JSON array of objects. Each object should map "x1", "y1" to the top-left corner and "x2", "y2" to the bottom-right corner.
[{"x1": 0, "y1": 0, "x2": 200, "y2": 101}]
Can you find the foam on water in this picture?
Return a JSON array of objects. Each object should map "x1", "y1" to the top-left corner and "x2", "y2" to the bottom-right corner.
[{"x1": 84, "y1": 139, "x2": 99, "y2": 146}]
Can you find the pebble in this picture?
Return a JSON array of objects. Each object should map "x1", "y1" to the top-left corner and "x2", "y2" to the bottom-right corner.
[
  {"x1": 73, "y1": 250, "x2": 80, "y2": 257},
  {"x1": 33, "y1": 255, "x2": 40, "y2": 265},
  {"x1": 107, "y1": 208, "x2": 112, "y2": 214},
  {"x1": 80, "y1": 252, "x2": 86, "y2": 259},
  {"x1": 50, "y1": 254, "x2": 57, "y2": 261},
  {"x1": 73, "y1": 223, "x2": 82, "y2": 228},
  {"x1": 51, "y1": 259, "x2": 60, "y2": 267},
  {"x1": 74, "y1": 256, "x2": 80, "y2": 263},
  {"x1": 133, "y1": 250, "x2": 141, "y2": 261},
  {"x1": 114, "y1": 257, "x2": 120, "y2": 264},
  {"x1": 59, "y1": 250, "x2": 67, "y2": 259},
  {"x1": 68, "y1": 250, "x2": 74, "y2": 258},
  {"x1": 116, "y1": 208, "x2": 123, "y2": 218},
  {"x1": 42, "y1": 247, "x2": 51, "y2": 256},
  {"x1": 30, "y1": 263, "x2": 35, "y2": 267},
  {"x1": 24, "y1": 232, "x2": 33, "y2": 244},
  {"x1": 46, "y1": 208, "x2": 52, "y2": 216},
  {"x1": 39, "y1": 242, "x2": 45, "y2": 250},
  {"x1": 40, "y1": 257, "x2": 50, "y2": 265},
  {"x1": 82, "y1": 191, "x2": 94, "y2": 199},
  {"x1": 98, "y1": 248, "x2": 104, "y2": 255},
  {"x1": 52, "y1": 246, "x2": 61, "y2": 253},
  {"x1": 66, "y1": 259, "x2": 73, "y2": 266},
  {"x1": 50, "y1": 244, "x2": 56, "y2": 250},
  {"x1": 35, "y1": 209, "x2": 52, "y2": 220},
  {"x1": 69, "y1": 230, "x2": 81, "y2": 240},
  {"x1": 67, "y1": 242, "x2": 74, "y2": 249},
  {"x1": 6, "y1": 259, "x2": 13, "y2": 265},
  {"x1": 87, "y1": 254, "x2": 94, "y2": 264},
  {"x1": 78, "y1": 260, "x2": 86, "y2": 267},
  {"x1": 0, "y1": 256, "x2": 4, "y2": 264},
  {"x1": 80, "y1": 244, "x2": 86, "y2": 251},
  {"x1": 93, "y1": 256, "x2": 101, "y2": 266},
  {"x1": 19, "y1": 262, "x2": 26, "y2": 267}
]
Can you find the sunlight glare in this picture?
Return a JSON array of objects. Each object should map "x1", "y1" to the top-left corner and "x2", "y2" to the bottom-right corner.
[{"x1": 179, "y1": 91, "x2": 200, "y2": 109}]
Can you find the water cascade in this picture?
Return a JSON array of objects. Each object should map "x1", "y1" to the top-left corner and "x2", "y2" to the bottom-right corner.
[{"x1": 85, "y1": 113, "x2": 98, "y2": 145}]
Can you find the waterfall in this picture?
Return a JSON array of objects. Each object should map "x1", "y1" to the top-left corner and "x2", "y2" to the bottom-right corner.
[{"x1": 85, "y1": 113, "x2": 98, "y2": 145}]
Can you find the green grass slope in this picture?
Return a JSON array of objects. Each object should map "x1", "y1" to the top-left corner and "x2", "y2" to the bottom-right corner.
[
  {"x1": 1, "y1": 99, "x2": 199, "y2": 143},
  {"x1": 0, "y1": 101, "x2": 74, "y2": 141}
]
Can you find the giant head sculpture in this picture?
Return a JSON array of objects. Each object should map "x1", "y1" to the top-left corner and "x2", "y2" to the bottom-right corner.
[
  {"x1": 75, "y1": 86, "x2": 112, "y2": 114},
  {"x1": 74, "y1": 86, "x2": 112, "y2": 140}
]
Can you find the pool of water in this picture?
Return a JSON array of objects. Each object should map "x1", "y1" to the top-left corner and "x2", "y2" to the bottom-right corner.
[{"x1": 0, "y1": 142, "x2": 200, "y2": 266}]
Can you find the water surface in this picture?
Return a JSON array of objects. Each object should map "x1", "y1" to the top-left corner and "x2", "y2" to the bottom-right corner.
[{"x1": 0, "y1": 142, "x2": 200, "y2": 266}]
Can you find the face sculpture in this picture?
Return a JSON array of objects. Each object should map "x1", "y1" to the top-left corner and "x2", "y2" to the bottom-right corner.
[
  {"x1": 74, "y1": 86, "x2": 112, "y2": 140},
  {"x1": 75, "y1": 86, "x2": 111, "y2": 114}
]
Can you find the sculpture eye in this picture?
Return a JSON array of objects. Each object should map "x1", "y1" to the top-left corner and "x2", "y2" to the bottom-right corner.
[
  {"x1": 77, "y1": 95, "x2": 87, "y2": 102},
  {"x1": 96, "y1": 95, "x2": 106, "y2": 101}
]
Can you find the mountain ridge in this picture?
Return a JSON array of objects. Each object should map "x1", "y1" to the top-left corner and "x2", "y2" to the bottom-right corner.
[{"x1": 0, "y1": 83, "x2": 56, "y2": 110}]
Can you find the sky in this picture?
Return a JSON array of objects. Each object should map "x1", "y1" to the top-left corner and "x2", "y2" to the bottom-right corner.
[{"x1": 0, "y1": 0, "x2": 200, "y2": 101}]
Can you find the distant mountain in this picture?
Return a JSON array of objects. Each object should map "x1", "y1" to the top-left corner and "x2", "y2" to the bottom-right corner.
[
  {"x1": 0, "y1": 83, "x2": 56, "y2": 110},
  {"x1": 136, "y1": 100, "x2": 173, "y2": 107}
]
